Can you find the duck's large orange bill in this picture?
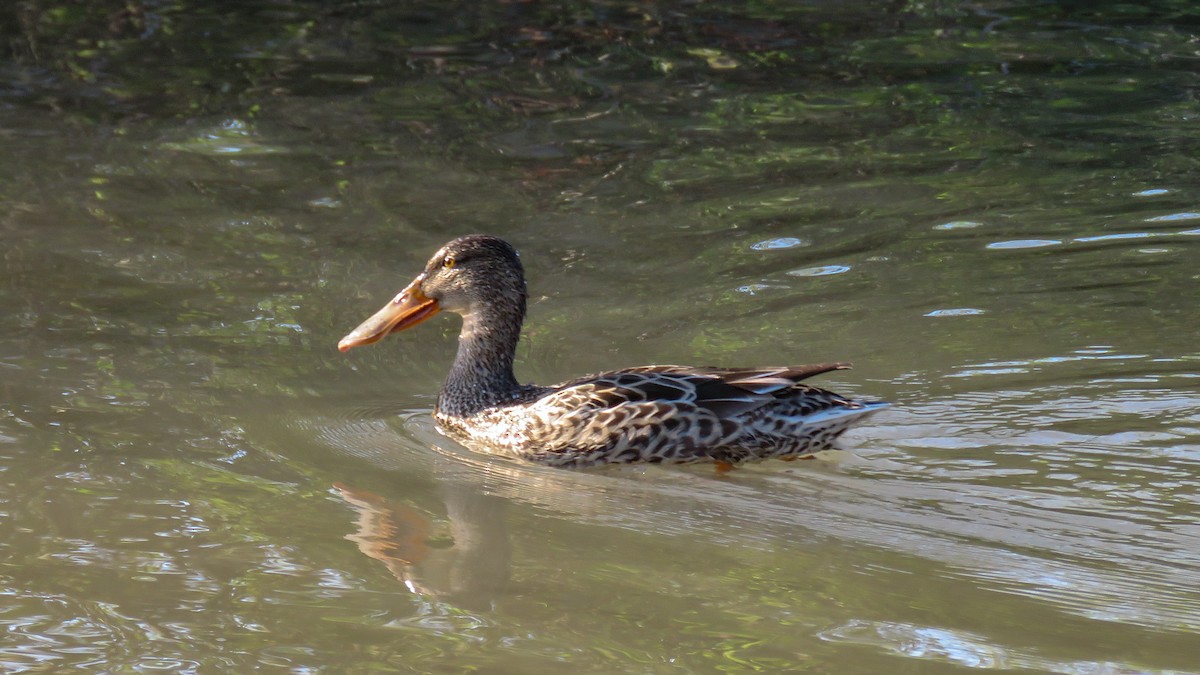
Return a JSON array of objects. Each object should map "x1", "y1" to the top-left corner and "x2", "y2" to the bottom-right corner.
[{"x1": 338, "y1": 279, "x2": 440, "y2": 352}]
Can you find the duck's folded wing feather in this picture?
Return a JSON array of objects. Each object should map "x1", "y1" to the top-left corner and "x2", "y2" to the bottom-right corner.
[
  {"x1": 541, "y1": 363, "x2": 852, "y2": 422},
  {"x1": 516, "y1": 364, "x2": 859, "y2": 462}
]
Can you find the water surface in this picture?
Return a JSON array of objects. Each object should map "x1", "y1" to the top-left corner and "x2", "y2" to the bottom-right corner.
[{"x1": 2, "y1": 1, "x2": 1199, "y2": 672}]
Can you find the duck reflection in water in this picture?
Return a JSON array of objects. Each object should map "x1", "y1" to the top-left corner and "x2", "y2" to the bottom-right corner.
[{"x1": 334, "y1": 482, "x2": 510, "y2": 610}]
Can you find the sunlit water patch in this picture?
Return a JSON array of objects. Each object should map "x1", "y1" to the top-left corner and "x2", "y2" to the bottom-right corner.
[
  {"x1": 820, "y1": 620, "x2": 1161, "y2": 673},
  {"x1": 1145, "y1": 212, "x2": 1200, "y2": 223},
  {"x1": 750, "y1": 236, "x2": 807, "y2": 250},
  {"x1": 986, "y1": 239, "x2": 1063, "y2": 250},
  {"x1": 933, "y1": 220, "x2": 984, "y2": 231},
  {"x1": 924, "y1": 308, "x2": 986, "y2": 317},
  {"x1": 787, "y1": 264, "x2": 852, "y2": 277},
  {"x1": 159, "y1": 119, "x2": 292, "y2": 156}
]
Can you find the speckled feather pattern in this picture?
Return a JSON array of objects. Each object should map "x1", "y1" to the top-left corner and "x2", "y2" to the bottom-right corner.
[{"x1": 435, "y1": 365, "x2": 887, "y2": 467}]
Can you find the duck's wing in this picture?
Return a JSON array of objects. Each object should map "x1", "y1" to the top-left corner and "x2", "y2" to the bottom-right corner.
[
  {"x1": 547, "y1": 363, "x2": 853, "y2": 417},
  {"x1": 515, "y1": 364, "x2": 859, "y2": 461},
  {"x1": 622, "y1": 363, "x2": 852, "y2": 394}
]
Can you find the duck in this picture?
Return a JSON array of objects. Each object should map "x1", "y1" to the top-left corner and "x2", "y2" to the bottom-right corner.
[{"x1": 338, "y1": 235, "x2": 887, "y2": 470}]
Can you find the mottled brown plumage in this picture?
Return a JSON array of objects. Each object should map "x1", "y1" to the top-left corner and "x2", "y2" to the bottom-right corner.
[{"x1": 339, "y1": 235, "x2": 887, "y2": 468}]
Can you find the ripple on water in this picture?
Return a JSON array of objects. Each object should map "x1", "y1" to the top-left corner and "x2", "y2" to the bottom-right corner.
[
  {"x1": 933, "y1": 220, "x2": 984, "y2": 231},
  {"x1": 981, "y1": 226, "x2": 1200, "y2": 253},
  {"x1": 924, "y1": 308, "x2": 986, "y2": 317},
  {"x1": 736, "y1": 283, "x2": 784, "y2": 295},
  {"x1": 297, "y1": 373, "x2": 1200, "y2": 648},
  {"x1": 819, "y1": 620, "x2": 1144, "y2": 672},
  {"x1": 1144, "y1": 212, "x2": 1200, "y2": 222},
  {"x1": 159, "y1": 118, "x2": 290, "y2": 156},
  {"x1": 1073, "y1": 232, "x2": 1153, "y2": 243},
  {"x1": 985, "y1": 239, "x2": 1063, "y2": 250}
]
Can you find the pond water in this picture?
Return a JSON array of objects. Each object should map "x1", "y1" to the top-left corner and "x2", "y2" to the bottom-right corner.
[{"x1": 2, "y1": 1, "x2": 1199, "y2": 672}]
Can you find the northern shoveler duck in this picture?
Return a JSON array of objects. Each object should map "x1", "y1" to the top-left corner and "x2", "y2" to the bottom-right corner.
[{"x1": 338, "y1": 235, "x2": 886, "y2": 469}]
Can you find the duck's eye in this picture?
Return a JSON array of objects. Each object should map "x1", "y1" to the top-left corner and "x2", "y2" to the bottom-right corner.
[{"x1": 443, "y1": 257, "x2": 456, "y2": 269}]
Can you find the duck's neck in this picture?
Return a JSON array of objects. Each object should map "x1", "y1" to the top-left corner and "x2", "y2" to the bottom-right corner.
[{"x1": 437, "y1": 305, "x2": 524, "y2": 417}]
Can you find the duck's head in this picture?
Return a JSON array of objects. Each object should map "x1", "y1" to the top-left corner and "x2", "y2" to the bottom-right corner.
[{"x1": 338, "y1": 235, "x2": 526, "y2": 352}]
